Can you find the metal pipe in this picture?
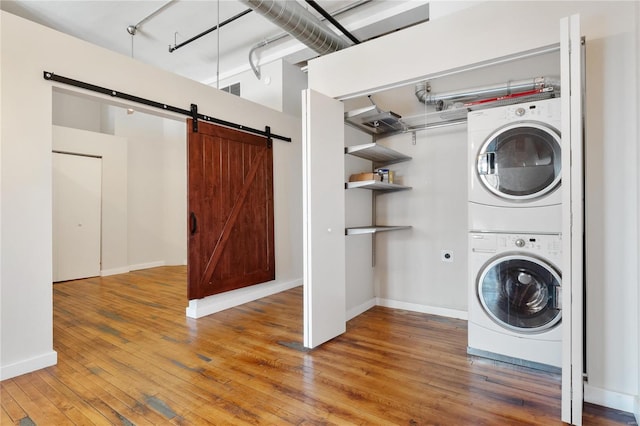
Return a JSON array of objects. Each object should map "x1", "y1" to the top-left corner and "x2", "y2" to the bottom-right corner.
[
  {"x1": 169, "y1": 9, "x2": 253, "y2": 53},
  {"x1": 304, "y1": 0, "x2": 360, "y2": 45},
  {"x1": 415, "y1": 77, "x2": 560, "y2": 104},
  {"x1": 405, "y1": 118, "x2": 467, "y2": 133},
  {"x1": 127, "y1": 0, "x2": 177, "y2": 35},
  {"x1": 249, "y1": 40, "x2": 271, "y2": 80},
  {"x1": 238, "y1": 0, "x2": 349, "y2": 55}
]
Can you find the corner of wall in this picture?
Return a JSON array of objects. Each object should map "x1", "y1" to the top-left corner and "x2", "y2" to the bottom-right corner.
[{"x1": 346, "y1": 298, "x2": 376, "y2": 321}]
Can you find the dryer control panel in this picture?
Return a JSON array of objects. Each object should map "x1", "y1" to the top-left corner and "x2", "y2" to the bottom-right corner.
[{"x1": 504, "y1": 100, "x2": 558, "y2": 122}]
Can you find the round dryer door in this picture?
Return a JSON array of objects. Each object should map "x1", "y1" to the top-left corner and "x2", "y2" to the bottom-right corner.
[
  {"x1": 478, "y1": 254, "x2": 561, "y2": 333},
  {"x1": 477, "y1": 122, "x2": 561, "y2": 201}
]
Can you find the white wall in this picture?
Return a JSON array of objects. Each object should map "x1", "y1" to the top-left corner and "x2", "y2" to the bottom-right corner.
[
  {"x1": 373, "y1": 126, "x2": 468, "y2": 317},
  {"x1": 344, "y1": 125, "x2": 375, "y2": 318},
  {"x1": 52, "y1": 126, "x2": 128, "y2": 275},
  {"x1": 218, "y1": 59, "x2": 307, "y2": 117},
  {"x1": 52, "y1": 91, "x2": 102, "y2": 133},
  {"x1": 308, "y1": 0, "x2": 639, "y2": 413},
  {"x1": 582, "y1": 21, "x2": 638, "y2": 411},
  {"x1": 637, "y1": 3, "x2": 640, "y2": 422},
  {"x1": 110, "y1": 109, "x2": 176, "y2": 270},
  {"x1": 282, "y1": 61, "x2": 308, "y2": 118},
  {"x1": 0, "y1": 11, "x2": 302, "y2": 380},
  {"x1": 218, "y1": 60, "x2": 284, "y2": 112},
  {"x1": 53, "y1": 92, "x2": 187, "y2": 272},
  {"x1": 162, "y1": 119, "x2": 188, "y2": 266}
]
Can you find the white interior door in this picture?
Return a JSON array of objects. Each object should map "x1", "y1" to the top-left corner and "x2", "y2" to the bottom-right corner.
[
  {"x1": 53, "y1": 152, "x2": 102, "y2": 282},
  {"x1": 560, "y1": 14, "x2": 585, "y2": 425},
  {"x1": 302, "y1": 89, "x2": 346, "y2": 348}
]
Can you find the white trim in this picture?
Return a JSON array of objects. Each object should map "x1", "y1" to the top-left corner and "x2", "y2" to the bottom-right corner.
[
  {"x1": 101, "y1": 266, "x2": 130, "y2": 277},
  {"x1": 186, "y1": 279, "x2": 302, "y2": 319},
  {"x1": 129, "y1": 261, "x2": 166, "y2": 271},
  {"x1": 584, "y1": 384, "x2": 636, "y2": 414},
  {"x1": 375, "y1": 298, "x2": 468, "y2": 320},
  {"x1": 0, "y1": 351, "x2": 57, "y2": 381},
  {"x1": 634, "y1": 396, "x2": 639, "y2": 425},
  {"x1": 346, "y1": 298, "x2": 376, "y2": 321}
]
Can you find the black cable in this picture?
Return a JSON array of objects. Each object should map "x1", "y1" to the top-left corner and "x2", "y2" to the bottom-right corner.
[{"x1": 304, "y1": 0, "x2": 360, "y2": 45}]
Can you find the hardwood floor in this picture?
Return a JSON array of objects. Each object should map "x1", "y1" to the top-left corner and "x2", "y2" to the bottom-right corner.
[{"x1": 1, "y1": 266, "x2": 636, "y2": 425}]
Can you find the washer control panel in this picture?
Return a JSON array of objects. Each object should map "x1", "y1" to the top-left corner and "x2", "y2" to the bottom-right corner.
[{"x1": 496, "y1": 233, "x2": 562, "y2": 257}]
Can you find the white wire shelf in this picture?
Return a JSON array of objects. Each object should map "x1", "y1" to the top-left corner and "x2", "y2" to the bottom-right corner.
[
  {"x1": 345, "y1": 143, "x2": 412, "y2": 168},
  {"x1": 345, "y1": 225, "x2": 412, "y2": 236},
  {"x1": 345, "y1": 180, "x2": 411, "y2": 192}
]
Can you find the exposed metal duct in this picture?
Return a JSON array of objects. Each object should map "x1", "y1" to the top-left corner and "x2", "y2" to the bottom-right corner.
[
  {"x1": 238, "y1": 0, "x2": 349, "y2": 56},
  {"x1": 248, "y1": 0, "x2": 371, "y2": 79},
  {"x1": 415, "y1": 77, "x2": 561, "y2": 105}
]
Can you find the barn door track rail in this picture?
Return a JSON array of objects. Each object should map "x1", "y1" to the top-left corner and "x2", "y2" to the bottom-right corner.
[{"x1": 43, "y1": 71, "x2": 291, "y2": 143}]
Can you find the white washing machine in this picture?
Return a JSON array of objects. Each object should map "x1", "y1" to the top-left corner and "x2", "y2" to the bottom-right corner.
[
  {"x1": 468, "y1": 232, "x2": 562, "y2": 370},
  {"x1": 468, "y1": 97, "x2": 562, "y2": 233}
]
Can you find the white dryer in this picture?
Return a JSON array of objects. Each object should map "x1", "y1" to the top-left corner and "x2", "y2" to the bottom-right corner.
[
  {"x1": 468, "y1": 97, "x2": 562, "y2": 233},
  {"x1": 468, "y1": 232, "x2": 562, "y2": 370}
]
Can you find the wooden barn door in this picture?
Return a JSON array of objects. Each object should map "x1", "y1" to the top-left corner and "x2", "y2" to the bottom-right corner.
[{"x1": 187, "y1": 120, "x2": 275, "y2": 300}]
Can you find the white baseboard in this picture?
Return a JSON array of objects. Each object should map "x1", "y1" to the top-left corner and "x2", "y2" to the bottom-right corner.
[
  {"x1": 584, "y1": 384, "x2": 636, "y2": 414},
  {"x1": 347, "y1": 298, "x2": 376, "y2": 321},
  {"x1": 376, "y1": 298, "x2": 468, "y2": 320},
  {"x1": 0, "y1": 350, "x2": 57, "y2": 381},
  {"x1": 186, "y1": 279, "x2": 302, "y2": 319},
  {"x1": 101, "y1": 266, "x2": 130, "y2": 276},
  {"x1": 129, "y1": 261, "x2": 166, "y2": 271}
]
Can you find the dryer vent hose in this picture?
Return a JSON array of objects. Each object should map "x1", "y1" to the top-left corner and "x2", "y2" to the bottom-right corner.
[{"x1": 415, "y1": 77, "x2": 561, "y2": 106}]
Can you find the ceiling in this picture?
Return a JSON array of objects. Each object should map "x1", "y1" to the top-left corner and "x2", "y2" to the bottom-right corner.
[{"x1": 1, "y1": 0, "x2": 429, "y2": 86}]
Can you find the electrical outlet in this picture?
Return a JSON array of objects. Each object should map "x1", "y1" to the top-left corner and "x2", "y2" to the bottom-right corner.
[{"x1": 441, "y1": 250, "x2": 453, "y2": 263}]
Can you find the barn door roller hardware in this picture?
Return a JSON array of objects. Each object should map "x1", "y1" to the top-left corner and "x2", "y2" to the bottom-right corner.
[{"x1": 43, "y1": 71, "x2": 291, "y2": 144}]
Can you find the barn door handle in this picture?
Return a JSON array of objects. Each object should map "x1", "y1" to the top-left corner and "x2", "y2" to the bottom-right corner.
[{"x1": 190, "y1": 212, "x2": 197, "y2": 235}]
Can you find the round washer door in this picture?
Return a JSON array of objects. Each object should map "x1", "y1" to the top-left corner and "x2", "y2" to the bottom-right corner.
[
  {"x1": 477, "y1": 122, "x2": 561, "y2": 201},
  {"x1": 478, "y1": 254, "x2": 561, "y2": 333}
]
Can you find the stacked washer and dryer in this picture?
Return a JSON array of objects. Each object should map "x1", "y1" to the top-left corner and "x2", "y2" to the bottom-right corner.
[{"x1": 467, "y1": 97, "x2": 563, "y2": 370}]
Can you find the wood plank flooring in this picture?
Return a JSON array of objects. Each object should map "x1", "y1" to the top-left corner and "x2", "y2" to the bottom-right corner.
[{"x1": 1, "y1": 266, "x2": 636, "y2": 425}]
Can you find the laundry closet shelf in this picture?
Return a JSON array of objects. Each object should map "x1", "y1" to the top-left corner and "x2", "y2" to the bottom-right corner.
[
  {"x1": 345, "y1": 180, "x2": 412, "y2": 192},
  {"x1": 345, "y1": 143, "x2": 412, "y2": 168},
  {"x1": 345, "y1": 225, "x2": 412, "y2": 236}
]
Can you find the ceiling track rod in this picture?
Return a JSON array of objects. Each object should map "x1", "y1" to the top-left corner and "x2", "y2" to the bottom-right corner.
[
  {"x1": 43, "y1": 71, "x2": 291, "y2": 143},
  {"x1": 169, "y1": 8, "x2": 253, "y2": 53},
  {"x1": 304, "y1": 0, "x2": 360, "y2": 44}
]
